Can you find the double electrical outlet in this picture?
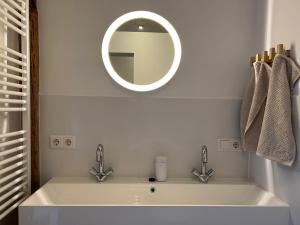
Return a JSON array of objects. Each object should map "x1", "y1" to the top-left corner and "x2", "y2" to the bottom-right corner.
[{"x1": 50, "y1": 135, "x2": 76, "y2": 149}]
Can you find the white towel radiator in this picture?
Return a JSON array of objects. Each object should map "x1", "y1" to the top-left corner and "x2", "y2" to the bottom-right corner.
[{"x1": 0, "y1": 0, "x2": 30, "y2": 220}]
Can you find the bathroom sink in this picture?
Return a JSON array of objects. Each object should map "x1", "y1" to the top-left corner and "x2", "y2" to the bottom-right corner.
[{"x1": 19, "y1": 177, "x2": 289, "y2": 225}]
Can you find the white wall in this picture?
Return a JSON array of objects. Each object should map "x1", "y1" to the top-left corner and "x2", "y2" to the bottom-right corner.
[
  {"x1": 249, "y1": 1, "x2": 300, "y2": 225},
  {"x1": 39, "y1": 0, "x2": 259, "y2": 98},
  {"x1": 38, "y1": 0, "x2": 261, "y2": 184},
  {"x1": 110, "y1": 31, "x2": 174, "y2": 84}
]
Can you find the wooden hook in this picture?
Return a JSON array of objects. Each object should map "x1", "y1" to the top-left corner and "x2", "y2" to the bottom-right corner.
[
  {"x1": 277, "y1": 44, "x2": 285, "y2": 54},
  {"x1": 255, "y1": 53, "x2": 261, "y2": 62},
  {"x1": 269, "y1": 47, "x2": 276, "y2": 61},
  {"x1": 262, "y1": 51, "x2": 269, "y2": 62}
]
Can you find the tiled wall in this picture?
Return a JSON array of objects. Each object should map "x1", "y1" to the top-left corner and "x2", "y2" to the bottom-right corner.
[
  {"x1": 40, "y1": 95, "x2": 248, "y2": 183},
  {"x1": 39, "y1": 0, "x2": 261, "y2": 184}
]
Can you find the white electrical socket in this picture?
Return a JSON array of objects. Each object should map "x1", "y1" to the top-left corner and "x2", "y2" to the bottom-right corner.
[
  {"x1": 217, "y1": 138, "x2": 242, "y2": 152},
  {"x1": 50, "y1": 135, "x2": 76, "y2": 149},
  {"x1": 50, "y1": 135, "x2": 62, "y2": 149},
  {"x1": 62, "y1": 136, "x2": 76, "y2": 149}
]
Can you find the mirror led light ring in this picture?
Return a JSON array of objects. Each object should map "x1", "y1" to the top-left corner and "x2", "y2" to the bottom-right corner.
[{"x1": 102, "y1": 11, "x2": 182, "y2": 92}]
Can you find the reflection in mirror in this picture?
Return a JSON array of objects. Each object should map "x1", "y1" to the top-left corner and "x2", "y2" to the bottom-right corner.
[{"x1": 109, "y1": 19, "x2": 174, "y2": 85}]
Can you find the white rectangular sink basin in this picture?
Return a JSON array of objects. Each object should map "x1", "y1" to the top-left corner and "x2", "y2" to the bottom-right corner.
[{"x1": 19, "y1": 177, "x2": 289, "y2": 225}]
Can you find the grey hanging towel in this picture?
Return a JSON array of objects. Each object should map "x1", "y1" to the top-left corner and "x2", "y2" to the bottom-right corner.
[
  {"x1": 257, "y1": 54, "x2": 300, "y2": 166},
  {"x1": 240, "y1": 62, "x2": 271, "y2": 151}
]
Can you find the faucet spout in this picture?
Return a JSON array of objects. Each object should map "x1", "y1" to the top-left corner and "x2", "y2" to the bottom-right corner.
[
  {"x1": 192, "y1": 145, "x2": 214, "y2": 183},
  {"x1": 96, "y1": 144, "x2": 104, "y2": 173},
  {"x1": 202, "y1": 145, "x2": 208, "y2": 163},
  {"x1": 90, "y1": 144, "x2": 113, "y2": 182}
]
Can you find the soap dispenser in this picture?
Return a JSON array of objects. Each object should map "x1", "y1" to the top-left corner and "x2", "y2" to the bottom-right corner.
[{"x1": 155, "y1": 156, "x2": 167, "y2": 182}]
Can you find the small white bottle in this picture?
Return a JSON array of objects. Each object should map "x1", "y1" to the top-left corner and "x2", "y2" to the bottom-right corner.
[{"x1": 155, "y1": 156, "x2": 167, "y2": 182}]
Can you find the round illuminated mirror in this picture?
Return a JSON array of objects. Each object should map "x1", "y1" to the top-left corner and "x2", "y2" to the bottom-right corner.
[{"x1": 102, "y1": 11, "x2": 182, "y2": 92}]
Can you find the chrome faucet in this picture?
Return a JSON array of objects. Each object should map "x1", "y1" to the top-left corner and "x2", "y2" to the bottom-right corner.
[
  {"x1": 89, "y1": 144, "x2": 113, "y2": 182},
  {"x1": 192, "y1": 145, "x2": 215, "y2": 183}
]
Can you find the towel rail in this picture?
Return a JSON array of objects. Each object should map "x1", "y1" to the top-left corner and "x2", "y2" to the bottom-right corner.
[
  {"x1": 0, "y1": 161, "x2": 27, "y2": 175},
  {"x1": 0, "y1": 98, "x2": 26, "y2": 104},
  {"x1": 0, "y1": 153, "x2": 27, "y2": 168},
  {"x1": 0, "y1": 145, "x2": 26, "y2": 157},
  {"x1": 0, "y1": 182, "x2": 27, "y2": 203},
  {"x1": 0, "y1": 175, "x2": 27, "y2": 194},
  {"x1": 0, "y1": 8, "x2": 26, "y2": 28},
  {"x1": 0, "y1": 17, "x2": 26, "y2": 36},
  {"x1": 5, "y1": 0, "x2": 26, "y2": 13},
  {"x1": 0, "y1": 89, "x2": 27, "y2": 96},
  {"x1": 0, "y1": 197, "x2": 26, "y2": 220},
  {"x1": 0, "y1": 53, "x2": 27, "y2": 66},
  {"x1": 0, "y1": 62, "x2": 27, "y2": 74},
  {"x1": 0, "y1": 0, "x2": 30, "y2": 221},
  {"x1": 0, "y1": 107, "x2": 27, "y2": 112},
  {"x1": 0, "y1": 137, "x2": 26, "y2": 148},
  {"x1": 0, "y1": 130, "x2": 26, "y2": 138},
  {"x1": 0, "y1": 168, "x2": 27, "y2": 185},
  {"x1": 0, "y1": 71, "x2": 27, "y2": 81},
  {"x1": 0, "y1": 0, "x2": 25, "y2": 21},
  {"x1": 0, "y1": 46, "x2": 27, "y2": 59},
  {"x1": 0, "y1": 80, "x2": 27, "y2": 89},
  {"x1": 0, "y1": 192, "x2": 25, "y2": 212}
]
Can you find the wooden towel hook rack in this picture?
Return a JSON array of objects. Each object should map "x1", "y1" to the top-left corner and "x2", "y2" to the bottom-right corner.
[{"x1": 250, "y1": 44, "x2": 290, "y2": 65}]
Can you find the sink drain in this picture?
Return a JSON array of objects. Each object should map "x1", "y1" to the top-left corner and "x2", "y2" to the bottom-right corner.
[{"x1": 150, "y1": 187, "x2": 156, "y2": 193}]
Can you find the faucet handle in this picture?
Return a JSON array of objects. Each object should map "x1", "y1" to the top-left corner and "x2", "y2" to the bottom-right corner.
[
  {"x1": 89, "y1": 167, "x2": 98, "y2": 176},
  {"x1": 192, "y1": 168, "x2": 201, "y2": 178},
  {"x1": 104, "y1": 167, "x2": 113, "y2": 176},
  {"x1": 207, "y1": 168, "x2": 215, "y2": 177}
]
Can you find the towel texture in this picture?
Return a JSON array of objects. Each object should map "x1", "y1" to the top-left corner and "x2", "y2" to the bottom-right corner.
[
  {"x1": 257, "y1": 54, "x2": 300, "y2": 166},
  {"x1": 240, "y1": 62, "x2": 271, "y2": 151}
]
